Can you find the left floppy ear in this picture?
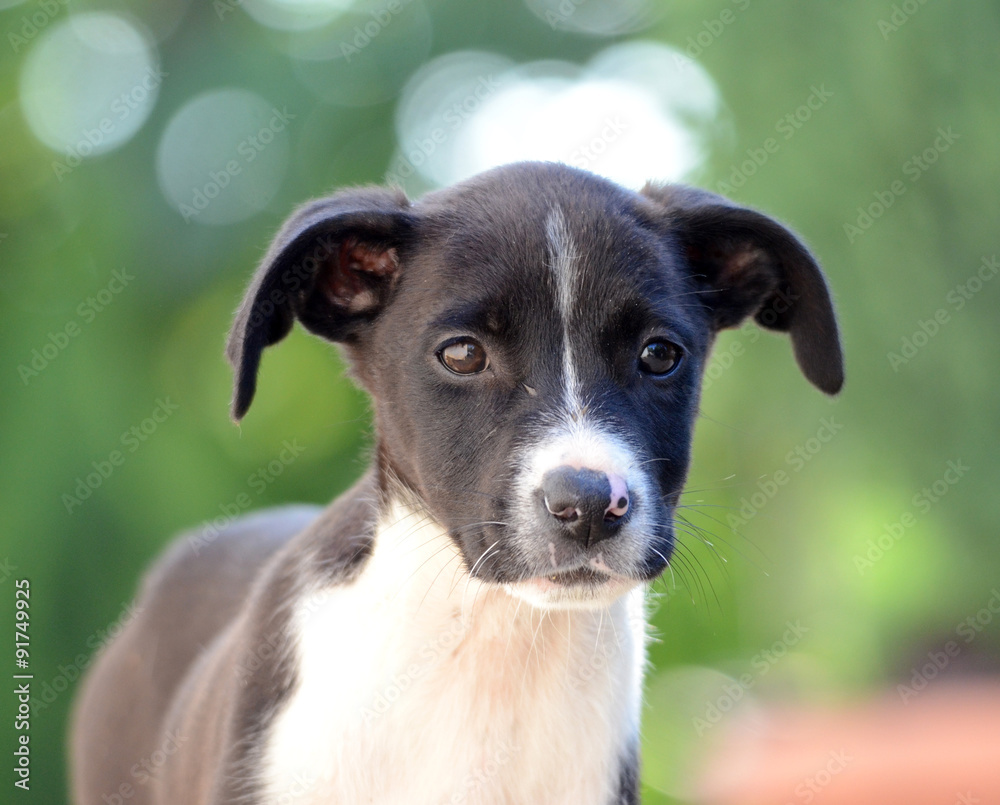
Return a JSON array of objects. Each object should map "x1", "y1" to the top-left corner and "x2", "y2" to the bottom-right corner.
[
  {"x1": 641, "y1": 183, "x2": 844, "y2": 395},
  {"x1": 225, "y1": 187, "x2": 415, "y2": 420}
]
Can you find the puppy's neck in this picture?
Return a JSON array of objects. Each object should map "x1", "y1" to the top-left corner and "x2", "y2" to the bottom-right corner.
[{"x1": 368, "y1": 497, "x2": 491, "y2": 616}]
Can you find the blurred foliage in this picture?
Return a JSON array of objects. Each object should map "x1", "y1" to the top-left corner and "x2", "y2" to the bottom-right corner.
[{"x1": 1, "y1": 1, "x2": 999, "y2": 802}]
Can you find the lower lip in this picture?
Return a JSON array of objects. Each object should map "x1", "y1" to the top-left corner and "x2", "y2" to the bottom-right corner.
[{"x1": 528, "y1": 568, "x2": 614, "y2": 590}]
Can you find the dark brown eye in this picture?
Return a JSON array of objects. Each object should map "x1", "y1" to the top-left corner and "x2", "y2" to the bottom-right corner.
[
  {"x1": 439, "y1": 339, "x2": 489, "y2": 375},
  {"x1": 639, "y1": 341, "x2": 681, "y2": 376}
]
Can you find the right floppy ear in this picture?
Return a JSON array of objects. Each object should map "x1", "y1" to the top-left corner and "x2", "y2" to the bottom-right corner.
[
  {"x1": 641, "y1": 183, "x2": 844, "y2": 395},
  {"x1": 225, "y1": 187, "x2": 414, "y2": 421}
]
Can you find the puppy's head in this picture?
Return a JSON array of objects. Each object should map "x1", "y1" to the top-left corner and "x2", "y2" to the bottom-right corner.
[{"x1": 227, "y1": 162, "x2": 843, "y2": 609}]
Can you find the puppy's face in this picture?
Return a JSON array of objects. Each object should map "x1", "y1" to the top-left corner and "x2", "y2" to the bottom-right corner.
[
  {"x1": 227, "y1": 163, "x2": 843, "y2": 609},
  {"x1": 365, "y1": 183, "x2": 707, "y2": 608}
]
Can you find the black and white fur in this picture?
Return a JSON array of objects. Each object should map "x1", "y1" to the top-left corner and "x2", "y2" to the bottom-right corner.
[{"x1": 70, "y1": 162, "x2": 843, "y2": 805}]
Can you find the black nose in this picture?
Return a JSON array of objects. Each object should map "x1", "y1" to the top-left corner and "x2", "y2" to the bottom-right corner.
[{"x1": 540, "y1": 466, "x2": 630, "y2": 547}]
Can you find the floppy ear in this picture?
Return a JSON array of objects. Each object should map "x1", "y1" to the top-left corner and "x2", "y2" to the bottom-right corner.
[
  {"x1": 641, "y1": 183, "x2": 844, "y2": 395},
  {"x1": 225, "y1": 187, "x2": 415, "y2": 420}
]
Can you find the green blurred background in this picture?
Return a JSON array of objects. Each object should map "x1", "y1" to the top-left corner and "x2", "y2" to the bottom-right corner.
[{"x1": 1, "y1": 0, "x2": 998, "y2": 802}]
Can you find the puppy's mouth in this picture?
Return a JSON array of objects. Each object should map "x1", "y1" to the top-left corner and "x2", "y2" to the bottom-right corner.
[
  {"x1": 515, "y1": 561, "x2": 636, "y2": 595},
  {"x1": 545, "y1": 567, "x2": 612, "y2": 587},
  {"x1": 459, "y1": 515, "x2": 673, "y2": 608},
  {"x1": 536, "y1": 566, "x2": 614, "y2": 587},
  {"x1": 499, "y1": 561, "x2": 640, "y2": 609}
]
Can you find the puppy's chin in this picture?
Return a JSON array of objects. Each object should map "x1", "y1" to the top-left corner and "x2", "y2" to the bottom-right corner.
[{"x1": 502, "y1": 570, "x2": 641, "y2": 610}]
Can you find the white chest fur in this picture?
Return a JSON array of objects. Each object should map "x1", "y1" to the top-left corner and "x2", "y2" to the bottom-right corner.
[{"x1": 261, "y1": 503, "x2": 648, "y2": 805}]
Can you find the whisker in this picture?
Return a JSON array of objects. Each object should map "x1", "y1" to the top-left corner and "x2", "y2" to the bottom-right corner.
[
  {"x1": 502, "y1": 594, "x2": 526, "y2": 673},
  {"x1": 414, "y1": 551, "x2": 463, "y2": 615},
  {"x1": 461, "y1": 541, "x2": 501, "y2": 614},
  {"x1": 675, "y1": 506, "x2": 770, "y2": 571},
  {"x1": 393, "y1": 541, "x2": 459, "y2": 606}
]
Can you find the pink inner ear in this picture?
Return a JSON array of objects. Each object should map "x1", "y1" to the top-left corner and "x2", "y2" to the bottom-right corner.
[
  {"x1": 703, "y1": 240, "x2": 765, "y2": 287},
  {"x1": 722, "y1": 244, "x2": 766, "y2": 277},
  {"x1": 326, "y1": 238, "x2": 399, "y2": 308}
]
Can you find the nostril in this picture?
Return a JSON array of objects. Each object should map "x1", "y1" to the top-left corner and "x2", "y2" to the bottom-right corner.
[
  {"x1": 604, "y1": 499, "x2": 628, "y2": 522},
  {"x1": 604, "y1": 473, "x2": 630, "y2": 520},
  {"x1": 544, "y1": 497, "x2": 581, "y2": 522}
]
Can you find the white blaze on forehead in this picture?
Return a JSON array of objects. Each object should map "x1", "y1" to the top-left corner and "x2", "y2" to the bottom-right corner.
[
  {"x1": 539, "y1": 207, "x2": 649, "y2": 521},
  {"x1": 545, "y1": 206, "x2": 582, "y2": 412}
]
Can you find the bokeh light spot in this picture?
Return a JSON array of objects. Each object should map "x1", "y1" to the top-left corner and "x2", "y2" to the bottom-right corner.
[
  {"x1": 240, "y1": 0, "x2": 356, "y2": 32},
  {"x1": 18, "y1": 13, "x2": 160, "y2": 158},
  {"x1": 390, "y1": 51, "x2": 516, "y2": 188},
  {"x1": 156, "y1": 88, "x2": 291, "y2": 227},
  {"x1": 393, "y1": 41, "x2": 722, "y2": 191},
  {"x1": 289, "y1": 0, "x2": 433, "y2": 107},
  {"x1": 522, "y1": 0, "x2": 658, "y2": 36},
  {"x1": 642, "y1": 665, "x2": 761, "y2": 799}
]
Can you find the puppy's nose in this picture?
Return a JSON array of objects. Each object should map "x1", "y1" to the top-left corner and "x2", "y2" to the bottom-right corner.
[{"x1": 540, "y1": 466, "x2": 630, "y2": 547}]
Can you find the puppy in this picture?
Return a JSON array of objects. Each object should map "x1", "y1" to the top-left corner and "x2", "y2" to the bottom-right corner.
[{"x1": 70, "y1": 161, "x2": 843, "y2": 805}]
